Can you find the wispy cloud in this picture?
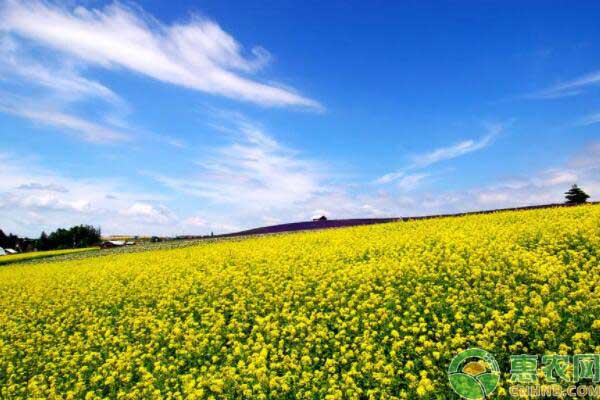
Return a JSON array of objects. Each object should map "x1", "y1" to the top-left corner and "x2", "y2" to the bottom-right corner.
[
  {"x1": 16, "y1": 182, "x2": 68, "y2": 193},
  {"x1": 577, "y1": 112, "x2": 600, "y2": 127},
  {"x1": 0, "y1": 0, "x2": 321, "y2": 110},
  {"x1": 147, "y1": 116, "x2": 327, "y2": 211},
  {"x1": 0, "y1": 37, "x2": 186, "y2": 145},
  {"x1": 121, "y1": 202, "x2": 176, "y2": 224},
  {"x1": 0, "y1": 33, "x2": 134, "y2": 143},
  {"x1": 0, "y1": 99, "x2": 131, "y2": 142},
  {"x1": 375, "y1": 171, "x2": 405, "y2": 185},
  {"x1": 3, "y1": 133, "x2": 598, "y2": 237},
  {"x1": 410, "y1": 125, "x2": 500, "y2": 169},
  {"x1": 375, "y1": 124, "x2": 502, "y2": 186},
  {"x1": 371, "y1": 144, "x2": 599, "y2": 217},
  {"x1": 567, "y1": 141, "x2": 600, "y2": 170},
  {"x1": 0, "y1": 152, "x2": 179, "y2": 236},
  {"x1": 396, "y1": 173, "x2": 430, "y2": 191},
  {"x1": 375, "y1": 171, "x2": 430, "y2": 188},
  {"x1": 0, "y1": 35, "x2": 121, "y2": 104},
  {"x1": 529, "y1": 70, "x2": 600, "y2": 99}
]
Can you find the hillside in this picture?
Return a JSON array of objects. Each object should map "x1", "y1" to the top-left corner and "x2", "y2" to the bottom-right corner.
[
  {"x1": 208, "y1": 201, "x2": 599, "y2": 239},
  {"x1": 0, "y1": 204, "x2": 598, "y2": 398}
]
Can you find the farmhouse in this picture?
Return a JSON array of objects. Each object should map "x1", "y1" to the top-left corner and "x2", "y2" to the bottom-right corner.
[
  {"x1": 100, "y1": 240, "x2": 125, "y2": 249},
  {"x1": 100, "y1": 240, "x2": 136, "y2": 249},
  {"x1": 5, "y1": 248, "x2": 17, "y2": 255}
]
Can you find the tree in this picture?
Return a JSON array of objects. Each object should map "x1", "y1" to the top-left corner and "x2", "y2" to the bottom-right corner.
[
  {"x1": 0, "y1": 225, "x2": 101, "y2": 252},
  {"x1": 565, "y1": 184, "x2": 590, "y2": 205},
  {"x1": 45, "y1": 225, "x2": 101, "y2": 249},
  {"x1": 37, "y1": 231, "x2": 50, "y2": 251},
  {"x1": 0, "y1": 229, "x2": 29, "y2": 251}
]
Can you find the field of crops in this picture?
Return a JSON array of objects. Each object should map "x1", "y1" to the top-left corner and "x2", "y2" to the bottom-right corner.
[
  {"x1": 0, "y1": 247, "x2": 99, "y2": 266},
  {"x1": 0, "y1": 205, "x2": 598, "y2": 399}
]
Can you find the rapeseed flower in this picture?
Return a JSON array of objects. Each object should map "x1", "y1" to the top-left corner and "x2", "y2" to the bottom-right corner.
[{"x1": 0, "y1": 205, "x2": 598, "y2": 398}]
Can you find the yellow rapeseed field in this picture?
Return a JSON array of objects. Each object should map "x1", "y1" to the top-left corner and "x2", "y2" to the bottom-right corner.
[{"x1": 0, "y1": 205, "x2": 598, "y2": 399}]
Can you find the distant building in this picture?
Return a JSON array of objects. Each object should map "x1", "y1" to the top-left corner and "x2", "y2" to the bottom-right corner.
[
  {"x1": 0, "y1": 247, "x2": 5, "y2": 256},
  {"x1": 312, "y1": 215, "x2": 328, "y2": 221},
  {"x1": 5, "y1": 248, "x2": 17, "y2": 255},
  {"x1": 100, "y1": 240, "x2": 126, "y2": 249},
  {"x1": 100, "y1": 240, "x2": 137, "y2": 249}
]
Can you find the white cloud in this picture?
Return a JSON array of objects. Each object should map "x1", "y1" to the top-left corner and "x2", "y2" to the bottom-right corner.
[
  {"x1": 420, "y1": 148, "x2": 598, "y2": 212},
  {"x1": 529, "y1": 70, "x2": 600, "y2": 99},
  {"x1": 0, "y1": 32, "x2": 191, "y2": 146},
  {"x1": 0, "y1": 101, "x2": 131, "y2": 142},
  {"x1": 185, "y1": 216, "x2": 207, "y2": 227},
  {"x1": 313, "y1": 141, "x2": 599, "y2": 222},
  {"x1": 396, "y1": 173, "x2": 430, "y2": 191},
  {"x1": 16, "y1": 182, "x2": 68, "y2": 193},
  {"x1": 0, "y1": 35, "x2": 121, "y2": 103},
  {"x1": 568, "y1": 141, "x2": 600, "y2": 169},
  {"x1": 409, "y1": 126, "x2": 499, "y2": 169},
  {"x1": 1, "y1": 30, "x2": 138, "y2": 138},
  {"x1": 183, "y1": 215, "x2": 240, "y2": 233},
  {"x1": 475, "y1": 192, "x2": 509, "y2": 206},
  {"x1": 577, "y1": 112, "x2": 600, "y2": 127},
  {"x1": 148, "y1": 121, "x2": 327, "y2": 212},
  {"x1": 375, "y1": 171, "x2": 405, "y2": 185},
  {"x1": 3, "y1": 119, "x2": 598, "y2": 238},
  {"x1": 146, "y1": 114, "x2": 374, "y2": 229},
  {"x1": 536, "y1": 170, "x2": 578, "y2": 187},
  {"x1": 142, "y1": 119, "x2": 593, "y2": 234},
  {"x1": 122, "y1": 202, "x2": 176, "y2": 224},
  {"x1": 6, "y1": 192, "x2": 92, "y2": 213},
  {"x1": 0, "y1": 0, "x2": 321, "y2": 109},
  {"x1": 375, "y1": 124, "x2": 502, "y2": 185},
  {"x1": 359, "y1": 204, "x2": 385, "y2": 217},
  {"x1": 376, "y1": 171, "x2": 430, "y2": 189},
  {"x1": 0, "y1": 152, "x2": 177, "y2": 236},
  {"x1": 0, "y1": 33, "x2": 135, "y2": 143}
]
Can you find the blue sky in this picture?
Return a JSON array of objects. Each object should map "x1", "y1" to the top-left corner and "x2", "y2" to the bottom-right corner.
[{"x1": 1, "y1": 0, "x2": 599, "y2": 236}]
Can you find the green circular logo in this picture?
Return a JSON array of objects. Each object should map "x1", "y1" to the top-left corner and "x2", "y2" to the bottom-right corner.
[{"x1": 448, "y1": 348, "x2": 500, "y2": 399}]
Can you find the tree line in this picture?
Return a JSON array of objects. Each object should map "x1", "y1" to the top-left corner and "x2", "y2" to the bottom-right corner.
[{"x1": 0, "y1": 225, "x2": 101, "y2": 252}]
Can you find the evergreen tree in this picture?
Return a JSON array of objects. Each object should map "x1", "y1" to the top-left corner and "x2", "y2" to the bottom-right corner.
[{"x1": 564, "y1": 184, "x2": 590, "y2": 204}]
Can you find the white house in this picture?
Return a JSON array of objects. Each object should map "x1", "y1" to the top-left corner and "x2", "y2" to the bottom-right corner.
[{"x1": 100, "y1": 240, "x2": 125, "y2": 249}]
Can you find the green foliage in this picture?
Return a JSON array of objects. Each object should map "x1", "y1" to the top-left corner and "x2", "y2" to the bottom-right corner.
[
  {"x1": 43, "y1": 225, "x2": 102, "y2": 250},
  {"x1": 1, "y1": 225, "x2": 102, "y2": 253}
]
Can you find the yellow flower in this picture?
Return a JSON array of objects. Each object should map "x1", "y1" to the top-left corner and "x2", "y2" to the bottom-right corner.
[{"x1": 0, "y1": 204, "x2": 598, "y2": 398}]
